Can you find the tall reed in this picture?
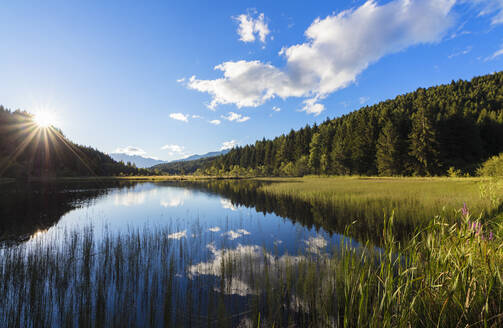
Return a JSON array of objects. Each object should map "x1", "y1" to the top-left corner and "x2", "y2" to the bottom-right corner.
[{"x1": 0, "y1": 205, "x2": 502, "y2": 327}]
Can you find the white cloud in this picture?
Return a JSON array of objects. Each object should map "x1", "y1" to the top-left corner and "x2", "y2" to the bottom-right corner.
[
  {"x1": 301, "y1": 97, "x2": 325, "y2": 116},
  {"x1": 188, "y1": 0, "x2": 456, "y2": 115},
  {"x1": 209, "y1": 119, "x2": 221, "y2": 125},
  {"x1": 192, "y1": 114, "x2": 203, "y2": 119},
  {"x1": 176, "y1": 77, "x2": 186, "y2": 83},
  {"x1": 114, "y1": 146, "x2": 147, "y2": 156},
  {"x1": 486, "y1": 45, "x2": 503, "y2": 60},
  {"x1": 448, "y1": 46, "x2": 472, "y2": 59},
  {"x1": 234, "y1": 12, "x2": 270, "y2": 43},
  {"x1": 464, "y1": 0, "x2": 503, "y2": 25},
  {"x1": 359, "y1": 96, "x2": 370, "y2": 105},
  {"x1": 220, "y1": 140, "x2": 238, "y2": 150},
  {"x1": 113, "y1": 146, "x2": 160, "y2": 160},
  {"x1": 169, "y1": 113, "x2": 189, "y2": 122},
  {"x1": 208, "y1": 227, "x2": 221, "y2": 232},
  {"x1": 187, "y1": 61, "x2": 291, "y2": 110},
  {"x1": 221, "y1": 112, "x2": 250, "y2": 122},
  {"x1": 272, "y1": 106, "x2": 281, "y2": 112},
  {"x1": 161, "y1": 144, "x2": 184, "y2": 153}
]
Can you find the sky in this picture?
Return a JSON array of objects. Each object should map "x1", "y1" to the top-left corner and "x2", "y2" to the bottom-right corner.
[{"x1": 0, "y1": 0, "x2": 502, "y2": 161}]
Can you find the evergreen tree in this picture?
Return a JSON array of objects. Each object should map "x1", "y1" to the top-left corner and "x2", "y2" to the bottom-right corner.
[
  {"x1": 376, "y1": 121, "x2": 402, "y2": 175},
  {"x1": 308, "y1": 133, "x2": 322, "y2": 174},
  {"x1": 331, "y1": 132, "x2": 352, "y2": 175},
  {"x1": 408, "y1": 107, "x2": 440, "y2": 176}
]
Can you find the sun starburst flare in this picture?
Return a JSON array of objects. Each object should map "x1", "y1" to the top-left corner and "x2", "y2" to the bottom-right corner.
[{"x1": 33, "y1": 111, "x2": 57, "y2": 128}]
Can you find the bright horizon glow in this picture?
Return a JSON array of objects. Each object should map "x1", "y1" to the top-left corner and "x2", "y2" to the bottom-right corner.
[{"x1": 33, "y1": 112, "x2": 57, "y2": 128}]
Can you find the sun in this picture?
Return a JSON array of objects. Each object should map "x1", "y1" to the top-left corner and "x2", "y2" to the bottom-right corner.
[{"x1": 33, "y1": 112, "x2": 57, "y2": 128}]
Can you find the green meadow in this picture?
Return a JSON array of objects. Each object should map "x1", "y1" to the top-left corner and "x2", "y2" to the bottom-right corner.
[
  {"x1": 256, "y1": 176, "x2": 502, "y2": 238},
  {"x1": 259, "y1": 176, "x2": 501, "y2": 217}
]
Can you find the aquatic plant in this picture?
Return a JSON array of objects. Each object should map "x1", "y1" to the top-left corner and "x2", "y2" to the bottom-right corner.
[{"x1": 0, "y1": 203, "x2": 502, "y2": 327}]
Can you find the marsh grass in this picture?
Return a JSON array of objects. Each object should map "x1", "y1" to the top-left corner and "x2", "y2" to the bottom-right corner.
[
  {"x1": 257, "y1": 176, "x2": 503, "y2": 242},
  {"x1": 1, "y1": 204, "x2": 502, "y2": 327}
]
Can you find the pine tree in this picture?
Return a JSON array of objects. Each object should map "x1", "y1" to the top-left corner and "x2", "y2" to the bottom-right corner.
[
  {"x1": 308, "y1": 133, "x2": 322, "y2": 174},
  {"x1": 408, "y1": 107, "x2": 440, "y2": 176},
  {"x1": 331, "y1": 132, "x2": 352, "y2": 175},
  {"x1": 376, "y1": 121, "x2": 401, "y2": 176}
]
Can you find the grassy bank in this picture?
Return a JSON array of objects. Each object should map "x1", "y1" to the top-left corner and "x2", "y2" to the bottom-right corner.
[{"x1": 255, "y1": 176, "x2": 503, "y2": 236}]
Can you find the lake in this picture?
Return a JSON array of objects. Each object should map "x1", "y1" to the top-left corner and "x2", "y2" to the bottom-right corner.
[{"x1": 0, "y1": 180, "x2": 353, "y2": 327}]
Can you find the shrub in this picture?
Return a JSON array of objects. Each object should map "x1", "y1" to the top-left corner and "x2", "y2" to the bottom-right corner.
[{"x1": 478, "y1": 153, "x2": 503, "y2": 177}]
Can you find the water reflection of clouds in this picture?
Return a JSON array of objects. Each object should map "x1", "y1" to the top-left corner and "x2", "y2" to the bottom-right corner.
[
  {"x1": 160, "y1": 199, "x2": 183, "y2": 208},
  {"x1": 304, "y1": 235, "x2": 327, "y2": 254},
  {"x1": 220, "y1": 198, "x2": 237, "y2": 211},
  {"x1": 113, "y1": 188, "x2": 157, "y2": 206},
  {"x1": 189, "y1": 243, "x2": 304, "y2": 297},
  {"x1": 221, "y1": 229, "x2": 250, "y2": 240},
  {"x1": 160, "y1": 189, "x2": 192, "y2": 208},
  {"x1": 168, "y1": 230, "x2": 187, "y2": 239}
]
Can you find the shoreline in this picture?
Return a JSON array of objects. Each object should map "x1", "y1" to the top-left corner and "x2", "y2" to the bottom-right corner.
[
  {"x1": 0, "y1": 175, "x2": 243, "y2": 183},
  {"x1": 0, "y1": 175, "x2": 490, "y2": 184}
]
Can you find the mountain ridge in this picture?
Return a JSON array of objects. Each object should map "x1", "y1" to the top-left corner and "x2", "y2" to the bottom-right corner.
[{"x1": 109, "y1": 149, "x2": 231, "y2": 169}]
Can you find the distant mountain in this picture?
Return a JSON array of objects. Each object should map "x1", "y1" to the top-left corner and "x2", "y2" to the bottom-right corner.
[
  {"x1": 110, "y1": 149, "x2": 230, "y2": 169},
  {"x1": 109, "y1": 153, "x2": 167, "y2": 168},
  {"x1": 172, "y1": 150, "x2": 230, "y2": 163},
  {"x1": 152, "y1": 149, "x2": 231, "y2": 173}
]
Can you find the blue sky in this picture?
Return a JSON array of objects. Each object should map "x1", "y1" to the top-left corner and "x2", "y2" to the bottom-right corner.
[{"x1": 0, "y1": 0, "x2": 502, "y2": 161}]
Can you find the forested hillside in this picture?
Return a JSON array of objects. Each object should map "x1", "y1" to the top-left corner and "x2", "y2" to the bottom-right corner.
[
  {"x1": 152, "y1": 156, "x2": 221, "y2": 175},
  {"x1": 151, "y1": 149, "x2": 230, "y2": 173},
  {"x1": 170, "y1": 72, "x2": 503, "y2": 176},
  {"x1": 0, "y1": 107, "x2": 150, "y2": 178}
]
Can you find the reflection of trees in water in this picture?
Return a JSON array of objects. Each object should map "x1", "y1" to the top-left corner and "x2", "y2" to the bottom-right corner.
[
  {"x1": 1, "y1": 179, "x2": 418, "y2": 245},
  {"x1": 166, "y1": 180, "x2": 416, "y2": 245},
  {"x1": 0, "y1": 180, "x2": 140, "y2": 244}
]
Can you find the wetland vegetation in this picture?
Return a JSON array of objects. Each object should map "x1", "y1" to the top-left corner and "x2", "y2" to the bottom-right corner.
[{"x1": 0, "y1": 177, "x2": 502, "y2": 327}]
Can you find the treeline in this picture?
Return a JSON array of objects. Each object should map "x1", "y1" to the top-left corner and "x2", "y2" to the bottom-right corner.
[
  {"x1": 0, "y1": 107, "x2": 152, "y2": 178},
  {"x1": 152, "y1": 156, "x2": 219, "y2": 175},
  {"x1": 171, "y1": 71, "x2": 503, "y2": 177}
]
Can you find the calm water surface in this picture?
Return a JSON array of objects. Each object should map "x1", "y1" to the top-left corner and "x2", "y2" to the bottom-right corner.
[
  {"x1": 2, "y1": 181, "x2": 344, "y2": 252},
  {"x1": 0, "y1": 180, "x2": 357, "y2": 327}
]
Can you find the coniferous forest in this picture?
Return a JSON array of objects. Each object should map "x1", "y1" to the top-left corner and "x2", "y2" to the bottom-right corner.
[
  {"x1": 155, "y1": 72, "x2": 503, "y2": 177},
  {"x1": 0, "y1": 107, "x2": 151, "y2": 178}
]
